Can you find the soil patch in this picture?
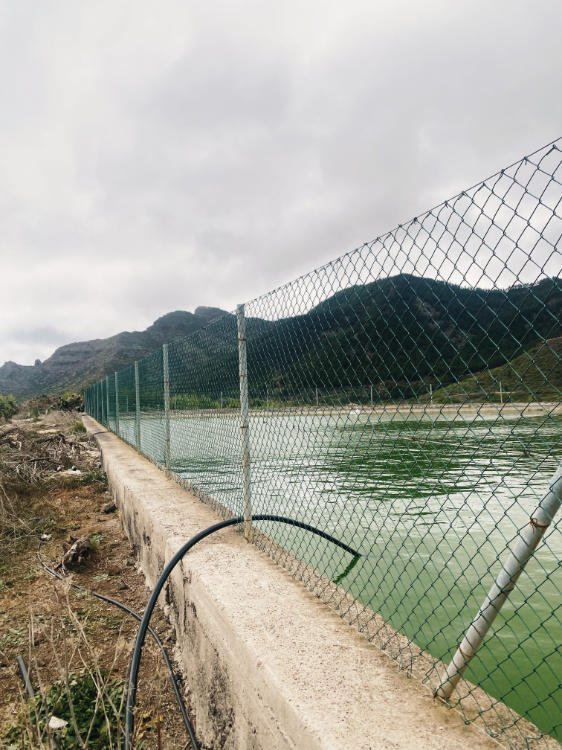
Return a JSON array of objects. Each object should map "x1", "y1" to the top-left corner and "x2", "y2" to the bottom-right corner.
[{"x1": 0, "y1": 412, "x2": 191, "y2": 749}]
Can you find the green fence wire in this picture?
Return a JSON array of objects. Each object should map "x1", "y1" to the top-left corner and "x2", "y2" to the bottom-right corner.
[{"x1": 84, "y1": 139, "x2": 562, "y2": 748}]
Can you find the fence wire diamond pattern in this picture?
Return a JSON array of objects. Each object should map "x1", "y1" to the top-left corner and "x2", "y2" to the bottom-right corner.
[{"x1": 85, "y1": 139, "x2": 562, "y2": 748}]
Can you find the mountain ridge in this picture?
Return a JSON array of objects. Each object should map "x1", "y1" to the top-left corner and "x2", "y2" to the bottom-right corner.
[
  {"x1": 1, "y1": 274, "x2": 560, "y2": 401},
  {"x1": 0, "y1": 308, "x2": 229, "y2": 398}
]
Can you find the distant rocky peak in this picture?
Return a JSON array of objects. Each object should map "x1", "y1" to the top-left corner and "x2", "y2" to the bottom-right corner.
[{"x1": 194, "y1": 306, "x2": 229, "y2": 321}]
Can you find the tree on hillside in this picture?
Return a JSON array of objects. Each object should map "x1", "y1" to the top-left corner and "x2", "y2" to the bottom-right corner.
[{"x1": 0, "y1": 394, "x2": 17, "y2": 422}]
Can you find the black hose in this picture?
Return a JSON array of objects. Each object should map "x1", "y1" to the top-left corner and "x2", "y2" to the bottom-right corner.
[
  {"x1": 125, "y1": 514, "x2": 361, "y2": 749},
  {"x1": 16, "y1": 655, "x2": 35, "y2": 699},
  {"x1": 38, "y1": 554, "x2": 198, "y2": 748},
  {"x1": 89, "y1": 590, "x2": 198, "y2": 747}
]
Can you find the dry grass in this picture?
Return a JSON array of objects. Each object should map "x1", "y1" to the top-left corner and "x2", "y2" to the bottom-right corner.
[{"x1": 0, "y1": 412, "x2": 191, "y2": 749}]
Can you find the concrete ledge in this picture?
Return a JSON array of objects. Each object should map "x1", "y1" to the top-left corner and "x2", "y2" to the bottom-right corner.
[{"x1": 84, "y1": 416, "x2": 499, "y2": 750}]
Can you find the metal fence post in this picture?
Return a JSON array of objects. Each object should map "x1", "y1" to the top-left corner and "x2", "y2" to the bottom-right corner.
[
  {"x1": 114, "y1": 372, "x2": 120, "y2": 435},
  {"x1": 163, "y1": 344, "x2": 171, "y2": 471},
  {"x1": 106, "y1": 376, "x2": 110, "y2": 428},
  {"x1": 435, "y1": 465, "x2": 562, "y2": 701},
  {"x1": 134, "y1": 361, "x2": 141, "y2": 450},
  {"x1": 237, "y1": 304, "x2": 252, "y2": 540}
]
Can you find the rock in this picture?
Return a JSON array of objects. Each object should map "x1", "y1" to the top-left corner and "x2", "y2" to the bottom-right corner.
[
  {"x1": 60, "y1": 537, "x2": 93, "y2": 569},
  {"x1": 59, "y1": 468, "x2": 82, "y2": 477},
  {"x1": 102, "y1": 501, "x2": 117, "y2": 514},
  {"x1": 48, "y1": 716, "x2": 68, "y2": 730}
]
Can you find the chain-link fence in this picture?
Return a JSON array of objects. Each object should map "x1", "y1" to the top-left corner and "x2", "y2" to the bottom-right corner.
[{"x1": 84, "y1": 139, "x2": 562, "y2": 748}]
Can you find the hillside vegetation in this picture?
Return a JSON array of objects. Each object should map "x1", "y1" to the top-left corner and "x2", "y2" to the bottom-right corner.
[
  {"x1": 167, "y1": 274, "x2": 561, "y2": 403},
  {"x1": 244, "y1": 274, "x2": 562, "y2": 400},
  {"x1": 431, "y1": 337, "x2": 562, "y2": 403}
]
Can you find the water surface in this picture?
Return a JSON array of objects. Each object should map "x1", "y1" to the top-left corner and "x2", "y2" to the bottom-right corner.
[{"x1": 118, "y1": 409, "x2": 561, "y2": 739}]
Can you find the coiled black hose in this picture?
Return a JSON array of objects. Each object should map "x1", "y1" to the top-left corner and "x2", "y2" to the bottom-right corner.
[{"x1": 125, "y1": 514, "x2": 361, "y2": 749}]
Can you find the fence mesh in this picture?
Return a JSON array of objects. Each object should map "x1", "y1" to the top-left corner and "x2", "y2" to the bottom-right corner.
[{"x1": 84, "y1": 139, "x2": 562, "y2": 747}]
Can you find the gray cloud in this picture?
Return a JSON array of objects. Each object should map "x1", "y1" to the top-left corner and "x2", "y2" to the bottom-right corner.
[{"x1": 1, "y1": 0, "x2": 560, "y2": 365}]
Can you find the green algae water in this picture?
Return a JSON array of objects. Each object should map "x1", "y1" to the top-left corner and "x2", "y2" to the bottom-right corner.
[{"x1": 119, "y1": 410, "x2": 561, "y2": 740}]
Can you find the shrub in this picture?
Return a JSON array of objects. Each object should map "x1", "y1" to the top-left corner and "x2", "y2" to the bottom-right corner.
[
  {"x1": 0, "y1": 393, "x2": 17, "y2": 421},
  {"x1": 59, "y1": 392, "x2": 84, "y2": 411}
]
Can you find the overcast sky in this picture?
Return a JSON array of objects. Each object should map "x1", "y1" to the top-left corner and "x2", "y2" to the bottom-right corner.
[{"x1": 1, "y1": 0, "x2": 561, "y2": 365}]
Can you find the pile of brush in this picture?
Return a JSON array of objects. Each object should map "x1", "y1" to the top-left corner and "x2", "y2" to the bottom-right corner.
[
  {"x1": 0, "y1": 424, "x2": 96, "y2": 492},
  {"x1": 0, "y1": 418, "x2": 102, "y2": 564}
]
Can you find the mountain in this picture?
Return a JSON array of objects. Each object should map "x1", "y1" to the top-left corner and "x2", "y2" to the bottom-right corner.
[
  {"x1": 2, "y1": 274, "x2": 561, "y2": 402},
  {"x1": 240, "y1": 274, "x2": 562, "y2": 400},
  {"x1": 148, "y1": 274, "x2": 562, "y2": 403},
  {"x1": 0, "y1": 308, "x2": 228, "y2": 399}
]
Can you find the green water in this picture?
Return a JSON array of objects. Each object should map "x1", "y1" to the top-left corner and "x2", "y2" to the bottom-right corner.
[{"x1": 118, "y1": 410, "x2": 561, "y2": 739}]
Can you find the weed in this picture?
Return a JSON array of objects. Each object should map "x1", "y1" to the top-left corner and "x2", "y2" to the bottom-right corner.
[
  {"x1": 89, "y1": 532, "x2": 104, "y2": 550},
  {"x1": 0, "y1": 627, "x2": 25, "y2": 650},
  {"x1": 57, "y1": 469, "x2": 107, "y2": 489},
  {"x1": 4, "y1": 671, "x2": 125, "y2": 749},
  {"x1": 70, "y1": 421, "x2": 87, "y2": 435}
]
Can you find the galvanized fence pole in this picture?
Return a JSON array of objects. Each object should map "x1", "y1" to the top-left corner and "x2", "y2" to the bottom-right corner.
[
  {"x1": 163, "y1": 344, "x2": 171, "y2": 471},
  {"x1": 236, "y1": 304, "x2": 252, "y2": 540},
  {"x1": 134, "y1": 361, "x2": 141, "y2": 450},
  {"x1": 435, "y1": 465, "x2": 562, "y2": 701},
  {"x1": 114, "y1": 372, "x2": 120, "y2": 436},
  {"x1": 105, "y1": 376, "x2": 110, "y2": 428}
]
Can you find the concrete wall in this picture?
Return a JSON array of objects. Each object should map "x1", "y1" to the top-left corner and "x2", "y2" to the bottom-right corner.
[{"x1": 84, "y1": 415, "x2": 500, "y2": 750}]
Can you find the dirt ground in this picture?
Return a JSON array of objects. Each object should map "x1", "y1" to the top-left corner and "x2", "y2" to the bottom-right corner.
[{"x1": 0, "y1": 411, "x2": 191, "y2": 749}]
